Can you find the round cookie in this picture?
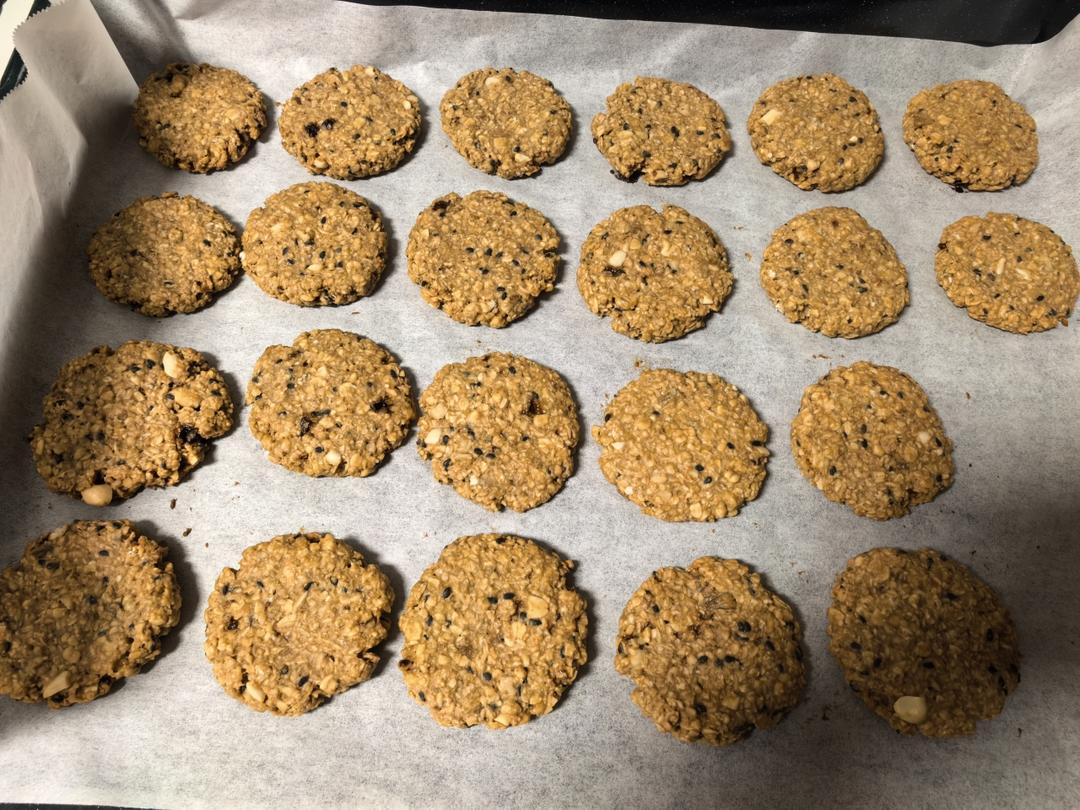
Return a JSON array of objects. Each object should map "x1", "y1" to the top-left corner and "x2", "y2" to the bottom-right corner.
[
  {"x1": 242, "y1": 182, "x2": 387, "y2": 306},
  {"x1": 615, "y1": 557, "x2": 805, "y2": 746},
  {"x1": 133, "y1": 62, "x2": 266, "y2": 173},
  {"x1": 406, "y1": 191, "x2": 560, "y2": 327},
  {"x1": 0, "y1": 520, "x2": 180, "y2": 707},
  {"x1": 577, "y1": 205, "x2": 733, "y2": 342},
  {"x1": 204, "y1": 532, "x2": 394, "y2": 716},
  {"x1": 791, "y1": 362, "x2": 953, "y2": 520},
  {"x1": 936, "y1": 212, "x2": 1078, "y2": 333},
  {"x1": 246, "y1": 329, "x2": 416, "y2": 477},
  {"x1": 398, "y1": 534, "x2": 587, "y2": 729},
  {"x1": 747, "y1": 73, "x2": 884, "y2": 192},
  {"x1": 30, "y1": 341, "x2": 235, "y2": 506},
  {"x1": 903, "y1": 80, "x2": 1037, "y2": 191},
  {"x1": 760, "y1": 207, "x2": 909, "y2": 338},
  {"x1": 593, "y1": 369, "x2": 769, "y2": 522},
  {"x1": 591, "y1": 76, "x2": 732, "y2": 186},
  {"x1": 279, "y1": 65, "x2": 421, "y2": 179},
  {"x1": 87, "y1": 193, "x2": 241, "y2": 316},
  {"x1": 416, "y1": 353, "x2": 579, "y2": 512},
  {"x1": 828, "y1": 547, "x2": 1020, "y2": 737},
  {"x1": 440, "y1": 67, "x2": 572, "y2": 178}
]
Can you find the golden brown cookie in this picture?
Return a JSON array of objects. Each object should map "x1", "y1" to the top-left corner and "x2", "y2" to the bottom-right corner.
[
  {"x1": 399, "y1": 534, "x2": 587, "y2": 729},
  {"x1": 593, "y1": 369, "x2": 769, "y2": 522},
  {"x1": 204, "y1": 532, "x2": 394, "y2": 716},
  {"x1": 790, "y1": 362, "x2": 953, "y2": 520},
  {"x1": 577, "y1": 205, "x2": 733, "y2": 342},
  {"x1": 828, "y1": 547, "x2": 1020, "y2": 737}
]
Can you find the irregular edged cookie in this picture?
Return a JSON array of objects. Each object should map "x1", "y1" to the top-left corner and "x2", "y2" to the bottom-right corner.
[
  {"x1": 242, "y1": 182, "x2": 387, "y2": 306},
  {"x1": 594, "y1": 369, "x2": 769, "y2": 522},
  {"x1": 406, "y1": 191, "x2": 560, "y2": 327},
  {"x1": 205, "y1": 532, "x2": 393, "y2": 716},
  {"x1": 399, "y1": 534, "x2": 587, "y2": 729},
  {"x1": 748, "y1": 74, "x2": 883, "y2": 192},
  {"x1": 417, "y1": 353, "x2": 578, "y2": 512},
  {"x1": 760, "y1": 207, "x2": 908, "y2": 338},
  {"x1": 133, "y1": 62, "x2": 266, "y2": 173},
  {"x1": 615, "y1": 558, "x2": 805, "y2": 745},
  {"x1": 279, "y1": 65, "x2": 421, "y2": 179},
  {"x1": 591, "y1": 76, "x2": 731, "y2": 186},
  {"x1": 30, "y1": 341, "x2": 234, "y2": 506},
  {"x1": 577, "y1": 205, "x2": 733, "y2": 342},
  {"x1": 791, "y1": 362, "x2": 953, "y2": 520},
  {"x1": 87, "y1": 193, "x2": 241, "y2": 316},
  {"x1": 903, "y1": 80, "x2": 1037, "y2": 191},
  {"x1": 936, "y1": 212, "x2": 1078, "y2": 333},
  {"x1": 441, "y1": 67, "x2": 572, "y2": 178},
  {"x1": 0, "y1": 520, "x2": 180, "y2": 707},
  {"x1": 828, "y1": 547, "x2": 1020, "y2": 737},
  {"x1": 246, "y1": 329, "x2": 415, "y2": 477}
]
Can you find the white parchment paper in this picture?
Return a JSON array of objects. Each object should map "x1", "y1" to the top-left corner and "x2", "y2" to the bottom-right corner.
[{"x1": 1, "y1": 1, "x2": 1079, "y2": 807}]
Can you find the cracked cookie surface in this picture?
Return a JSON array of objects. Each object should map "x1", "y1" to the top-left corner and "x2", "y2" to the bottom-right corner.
[
  {"x1": 828, "y1": 547, "x2": 1020, "y2": 737},
  {"x1": 399, "y1": 534, "x2": 587, "y2": 729},
  {"x1": 205, "y1": 532, "x2": 394, "y2": 716},
  {"x1": 0, "y1": 520, "x2": 180, "y2": 707},
  {"x1": 616, "y1": 557, "x2": 805, "y2": 746}
]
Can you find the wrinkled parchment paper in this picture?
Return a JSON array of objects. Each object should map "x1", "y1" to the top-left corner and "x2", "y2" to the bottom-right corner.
[{"x1": 1, "y1": 1, "x2": 1078, "y2": 807}]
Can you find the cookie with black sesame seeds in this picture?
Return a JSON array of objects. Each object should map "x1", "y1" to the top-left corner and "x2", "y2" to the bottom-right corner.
[
  {"x1": 30, "y1": 341, "x2": 234, "y2": 507},
  {"x1": 133, "y1": 62, "x2": 266, "y2": 173},
  {"x1": 593, "y1": 368, "x2": 769, "y2": 522},
  {"x1": 399, "y1": 533, "x2": 587, "y2": 729},
  {"x1": 0, "y1": 520, "x2": 181, "y2": 707},
  {"x1": 205, "y1": 532, "x2": 393, "y2": 716},
  {"x1": 87, "y1": 193, "x2": 241, "y2": 316},
  {"x1": 903, "y1": 80, "x2": 1037, "y2": 191},
  {"x1": 747, "y1": 74, "x2": 883, "y2": 192},
  {"x1": 760, "y1": 207, "x2": 908, "y2": 338},
  {"x1": 790, "y1": 362, "x2": 953, "y2": 520},
  {"x1": 279, "y1": 65, "x2": 421, "y2": 179},
  {"x1": 591, "y1": 76, "x2": 731, "y2": 185},
  {"x1": 828, "y1": 547, "x2": 1020, "y2": 737},
  {"x1": 242, "y1": 182, "x2": 387, "y2": 307},
  {"x1": 577, "y1": 204, "x2": 733, "y2": 342},
  {"x1": 440, "y1": 67, "x2": 572, "y2": 178},
  {"x1": 416, "y1": 353, "x2": 579, "y2": 512},
  {"x1": 406, "y1": 190, "x2": 560, "y2": 327},
  {"x1": 935, "y1": 212, "x2": 1078, "y2": 333},
  {"x1": 246, "y1": 329, "x2": 416, "y2": 477},
  {"x1": 615, "y1": 557, "x2": 805, "y2": 746}
]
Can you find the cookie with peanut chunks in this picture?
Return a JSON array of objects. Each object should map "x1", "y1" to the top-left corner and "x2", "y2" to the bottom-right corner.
[
  {"x1": 760, "y1": 207, "x2": 908, "y2": 338},
  {"x1": 88, "y1": 193, "x2": 241, "y2": 316},
  {"x1": 747, "y1": 74, "x2": 883, "y2": 192},
  {"x1": 242, "y1": 182, "x2": 387, "y2": 306},
  {"x1": 790, "y1": 362, "x2": 953, "y2": 520},
  {"x1": 204, "y1": 532, "x2": 394, "y2": 716},
  {"x1": 903, "y1": 80, "x2": 1037, "y2": 191},
  {"x1": 591, "y1": 77, "x2": 731, "y2": 185},
  {"x1": 31, "y1": 341, "x2": 234, "y2": 506},
  {"x1": 593, "y1": 369, "x2": 769, "y2": 522},
  {"x1": 828, "y1": 547, "x2": 1020, "y2": 737},
  {"x1": 0, "y1": 520, "x2": 180, "y2": 707},
  {"x1": 616, "y1": 557, "x2": 805, "y2": 745},
  {"x1": 134, "y1": 62, "x2": 266, "y2": 173},
  {"x1": 279, "y1": 65, "x2": 421, "y2": 179},
  {"x1": 577, "y1": 204, "x2": 733, "y2": 342},
  {"x1": 936, "y1": 212, "x2": 1078, "y2": 333},
  {"x1": 399, "y1": 534, "x2": 587, "y2": 729},
  {"x1": 416, "y1": 353, "x2": 579, "y2": 512},
  {"x1": 441, "y1": 67, "x2": 572, "y2": 178},
  {"x1": 246, "y1": 329, "x2": 416, "y2": 477}
]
